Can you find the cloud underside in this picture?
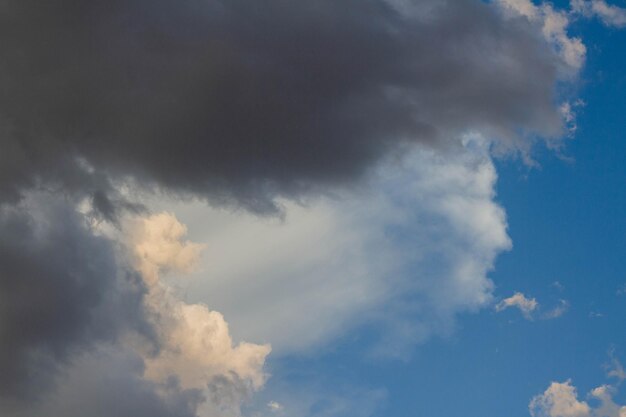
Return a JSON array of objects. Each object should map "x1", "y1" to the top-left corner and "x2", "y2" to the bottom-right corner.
[
  {"x1": 0, "y1": 0, "x2": 572, "y2": 214},
  {"x1": 0, "y1": 0, "x2": 591, "y2": 416}
]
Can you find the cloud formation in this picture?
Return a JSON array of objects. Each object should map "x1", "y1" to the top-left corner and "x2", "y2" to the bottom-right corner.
[
  {"x1": 0, "y1": 0, "x2": 580, "y2": 213},
  {"x1": 530, "y1": 381, "x2": 626, "y2": 417},
  {"x1": 126, "y1": 213, "x2": 271, "y2": 416},
  {"x1": 0, "y1": 193, "x2": 148, "y2": 403},
  {"x1": 572, "y1": 0, "x2": 626, "y2": 28},
  {"x1": 530, "y1": 380, "x2": 593, "y2": 417},
  {"x1": 0, "y1": 204, "x2": 270, "y2": 417}
]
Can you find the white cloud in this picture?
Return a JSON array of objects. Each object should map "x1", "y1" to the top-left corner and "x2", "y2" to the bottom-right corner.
[
  {"x1": 496, "y1": 292, "x2": 539, "y2": 319},
  {"x1": 152, "y1": 140, "x2": 511, "y2": 356},
  {"x1": 530, "y1": 380, "x2": 592, "y2": 417},
  {"x1": 572, "y1": 0, "x2": 626, "y2": 28},
  {"x1": 530, "y1": 377, "x2": 626, "y2": 417}
]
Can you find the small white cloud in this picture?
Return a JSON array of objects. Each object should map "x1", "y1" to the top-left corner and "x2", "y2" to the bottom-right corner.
[{"x1": 496, "y1": 292, "x2": 539, "y2": 319}]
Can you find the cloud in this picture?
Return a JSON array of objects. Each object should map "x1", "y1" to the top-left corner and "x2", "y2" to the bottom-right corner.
[
  {"x1": 7, "y1": 346, "x2": 204, "y2": 417},
  {"x1": 496, "y1": 292, "x2": 539, "y2": 319},
  {"x1": 530, "y1": 355, "x2": 626, "y2": 417},
  {"x1": 0, "y1": 193, "x2": 149, "y2": 403},
  {"x1": 0, "y1": 0, "x2": 598, "y2": 415},
  {"x1": 498, "y1": 0, "x2": 586, "y2": 73},
  {"x1": 572, "y1": 0, "x2": 626, "y2": 28},
  {"x1": 607, "y1": 350, "x2": 626, "y2": 382},
  {"x1": 530, "y1": 381, "x2": 626, "y2": 417},
  {"x1": 0, "y1": 0, "x2": 581, "y2": 213},
  {"x1": 495, "y1": 292, "x2": 569, "y2": 321},
  {"x1": 543, "y1": 299, "x2": 570, "y2": 319},
  {"x1": 125, "y1": 213, "x2": 271, "y2": 417},
  {"x1": 0, "y1": 200, "x2": 270, "y2": 417},
  {"x1": 530, "y1": 380, "x2": 592, "y2": 417},
  {"x1": 157, "y1": 139, "x2": 511, "y2": 356}
]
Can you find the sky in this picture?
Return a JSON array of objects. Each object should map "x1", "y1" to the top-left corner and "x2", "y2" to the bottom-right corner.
[{"x1": 1, "y1": 1, "x2": 626, "y2": 417}]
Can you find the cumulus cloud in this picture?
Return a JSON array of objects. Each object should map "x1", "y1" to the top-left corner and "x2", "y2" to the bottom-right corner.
[
  {"x1": 496, "y1": 292, "x2": 539, "y2": 319},
  {"x1": 530, "y1": 380, "x2": 626, "y2": 417},
  {"x1": 530, "y1": 380, "x2": 592, "y2": 417},
  {"x1": 530, "y1": 356, "x2": 626, "y2": 417},
  {"x1": 126, "y1": 213, "x2": 271, "y2": 417}
]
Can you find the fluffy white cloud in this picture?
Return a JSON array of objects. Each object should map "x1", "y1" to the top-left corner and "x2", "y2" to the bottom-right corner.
[
  {"x1": 530, "y1": 381, "x2": 592, "y2": 417},
  {"x1": 496, "y1": 292, "x2": 539, "y2": 319},
  {"x1": 530, "y1": 380, "x2": 626, "y2": 417}
]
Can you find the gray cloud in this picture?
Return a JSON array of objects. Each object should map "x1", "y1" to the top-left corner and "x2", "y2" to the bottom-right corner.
[
  {"x1": 0, "y1": 0, "x2": 566, "y2": 212},
  {"x1": 3, "y1": 346, "x2": 204, "y2": 417},
  {"x1": 0, "y1": 195, "x2": 149, "y2": 402}
]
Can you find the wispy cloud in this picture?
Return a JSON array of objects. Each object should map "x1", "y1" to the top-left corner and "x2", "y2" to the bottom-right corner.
[
  {"x1": 543, "y1": 299, "x2": 570, "y2": 319},
  {"x1": 572, "y1": 0, "x2": 626, "y2": 28}
]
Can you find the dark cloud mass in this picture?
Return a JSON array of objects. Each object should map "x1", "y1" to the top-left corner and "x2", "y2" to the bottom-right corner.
[
  {"x1": 0, "y1": 196, "x2": 148, "y2": 402},
  {"x1": 0, "y1": 0, "x2": 563, "y2": 212}
]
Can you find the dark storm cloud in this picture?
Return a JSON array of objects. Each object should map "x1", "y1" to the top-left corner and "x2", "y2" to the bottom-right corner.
[
  {"x1": 0, "y1": 196, "x2": 149, "y2": 402},
  {"x1": 0, "y1": 0, "x2": 563, "y2": 212}
]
